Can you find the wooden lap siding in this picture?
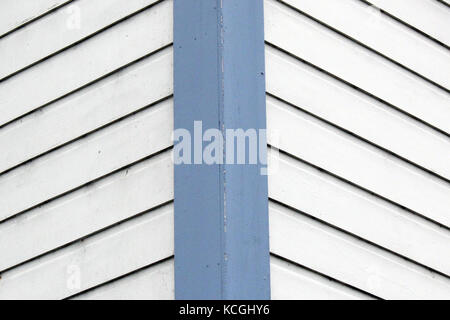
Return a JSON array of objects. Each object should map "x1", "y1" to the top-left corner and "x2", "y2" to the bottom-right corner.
[
  {"x1": 266, "y1": 0, "x2": 450, "y2": 300},
  {"x1": 0, "y1": 0, "x2": 174, "y2": 299}
]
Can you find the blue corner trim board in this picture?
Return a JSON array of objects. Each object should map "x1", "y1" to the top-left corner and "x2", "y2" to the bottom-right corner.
[{"x1": 174, "y1": 0, "x2": 270, "y2": 299}]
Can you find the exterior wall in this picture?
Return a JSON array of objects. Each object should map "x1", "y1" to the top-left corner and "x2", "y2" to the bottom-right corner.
[
  {"x1": 0, "y1": 0, "x2": 174, "y2": 299},
  {"x1": 1, "y1": 0, "x2": 449, "y2": 300},
  {"x1": 265, "y1": 0, "x2": 450, "y2": 299}
]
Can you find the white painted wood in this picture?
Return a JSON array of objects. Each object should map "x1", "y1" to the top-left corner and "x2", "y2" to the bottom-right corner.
[
  {"x1": 0, "y1": 0, "x2": 173, "y2": 126},
  {"x1": 281, "y1": 0, "x2": 450, "y2": 88},
  {"x1": 0, "y1": 0, "x2": 70, "y2": 36},
  {"x1": 269, "y1": 150, "x2": 450, "y2": 276},
  {"x1": 0, "y1": 151, "x2": 173, "y2": 272},
  {"x1": 73, "y1": 259, "x2": 174, "y2": 300},
  {"x1": 0, "y1": 0, "x2": 160, "y2": 79},
  {"x1": 0, "y1": 48, "x2": 172, "y2": 174},
  {"x1": 271, "y1": 256, "x2": 373, "y2": 300},
  {"x1": 269, "y1": 202, "x2": 450, "y2": 299},
  {"x1": 267, "y1": 96, "x2": 450, "y2": 228},
  {"x1": 369, "y1": 0, "x2": 450, "y2": 46},
  {"x1": 265, "y1": 0, "x2": 450, "y2": 134},
  {"x1": 0, "y1": 204, "x2": 173, "y2": 300},
  {"x1": 0, "y1": 99, "x2": 173, "y2": 222},
  {"x1": 266, "y1": 47, "x2": 450, "y2": 181}
]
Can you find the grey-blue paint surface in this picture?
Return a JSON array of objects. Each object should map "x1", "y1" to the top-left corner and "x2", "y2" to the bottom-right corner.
[{"x1": 174, "y1": 0, "x2": 270, "y2": 299}]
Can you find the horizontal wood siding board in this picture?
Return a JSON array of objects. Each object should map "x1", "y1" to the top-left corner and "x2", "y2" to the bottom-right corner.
[
  {"x1": 0, "y1": 47, "x2": 173, "y2": 174},
  {"x1": 368, "y1": 0, "x2": 450, "y2": 46},
  {"x1": 0, "y1": 99, "x2": 173, "y2": 222},
  {"x1": 269, "y1": 201, "x2": 450, "y2": 299},
  {"x1": 0, "y1": 204, "x2": 174, "y2": 299},
  {"x1": 270, "y1": 256, "x2": 373, "y2": 300},
  {"x1": 269, "y1": 150, "x2": 450, "y2": 276},
  {"x1": 0, "y1": 151, "x2": 173, "y2": 272},
  {"x1": 72, "y1": 259, "x2": 175, "y2": 300},
  {"x1": 266, "y1": 46, "x2": 450, "y2": 181},
  {"x1": 0, "y1": 0, "x2": 161, "y2": 80},
  {"x1": 0, "y1": 0, "x2": 173, "y2": 127},
  {"x1": 0, "y1": 0, "x2": 71, "y2": 37},
  {"x1": 267, "y1": 96, "x2": 450, "y2": 228},
  {"x1": 280, "y1": 0, "x2": 450, "y2": 89},
  {"x1": 264, "y1": 0, "x2": 450, "y2": 135}
]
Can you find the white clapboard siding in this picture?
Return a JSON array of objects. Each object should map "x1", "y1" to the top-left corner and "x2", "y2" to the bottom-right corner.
[
  {"x1": 369, "y1": 0, "x2": 450, "y2": 46},
  {"x1": 0, "y1": 47, "x2": 172, "y2": 174},
  {"x1": 269, "y1": 202, "x2": 450, "y2": 299},
  {"x1": 0, "y1": 0, "x2": 70, "y2": 37},
  {"x1": 266, "y1": 47, "x2": 450, "y2": 181},
  {"x1": 270, "y1": 257, "x2": 373, "y2": 300},
  {"x1": 281, "y1": 0, "x2": 450, "y2": 89},
  {"x1": 0, "y1": 0, "x2": 172, "y2": 126},
  {"x1": 0, "y1": 99, "x2": 173, "y2": 222},
  {"x1": 267, "y1": 96, "x2": 450, "y2": 228},
  {"x1": 265, "y1": 0, "x2": 450, "y2": 135},
  {"x1": 0, "y1": 204, "x2": 173, "y2": 300},
  {"x1": 73, "y1": 260, "x2": 174, "y2": 300},
  {"x1": 0, "y1": 0, "x2": 161, "y2": 79},
  {"x1": 0, "y1": 151, "x2": 173, "y2": 272},
  {"x1": 268, "y1": 150, "x2": 450, "y2": 276}
]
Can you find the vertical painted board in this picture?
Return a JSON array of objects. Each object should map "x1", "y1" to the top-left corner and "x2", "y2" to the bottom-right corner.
[{"x1": 174, "y1": 0, "x2": 270, "y2": 299}]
